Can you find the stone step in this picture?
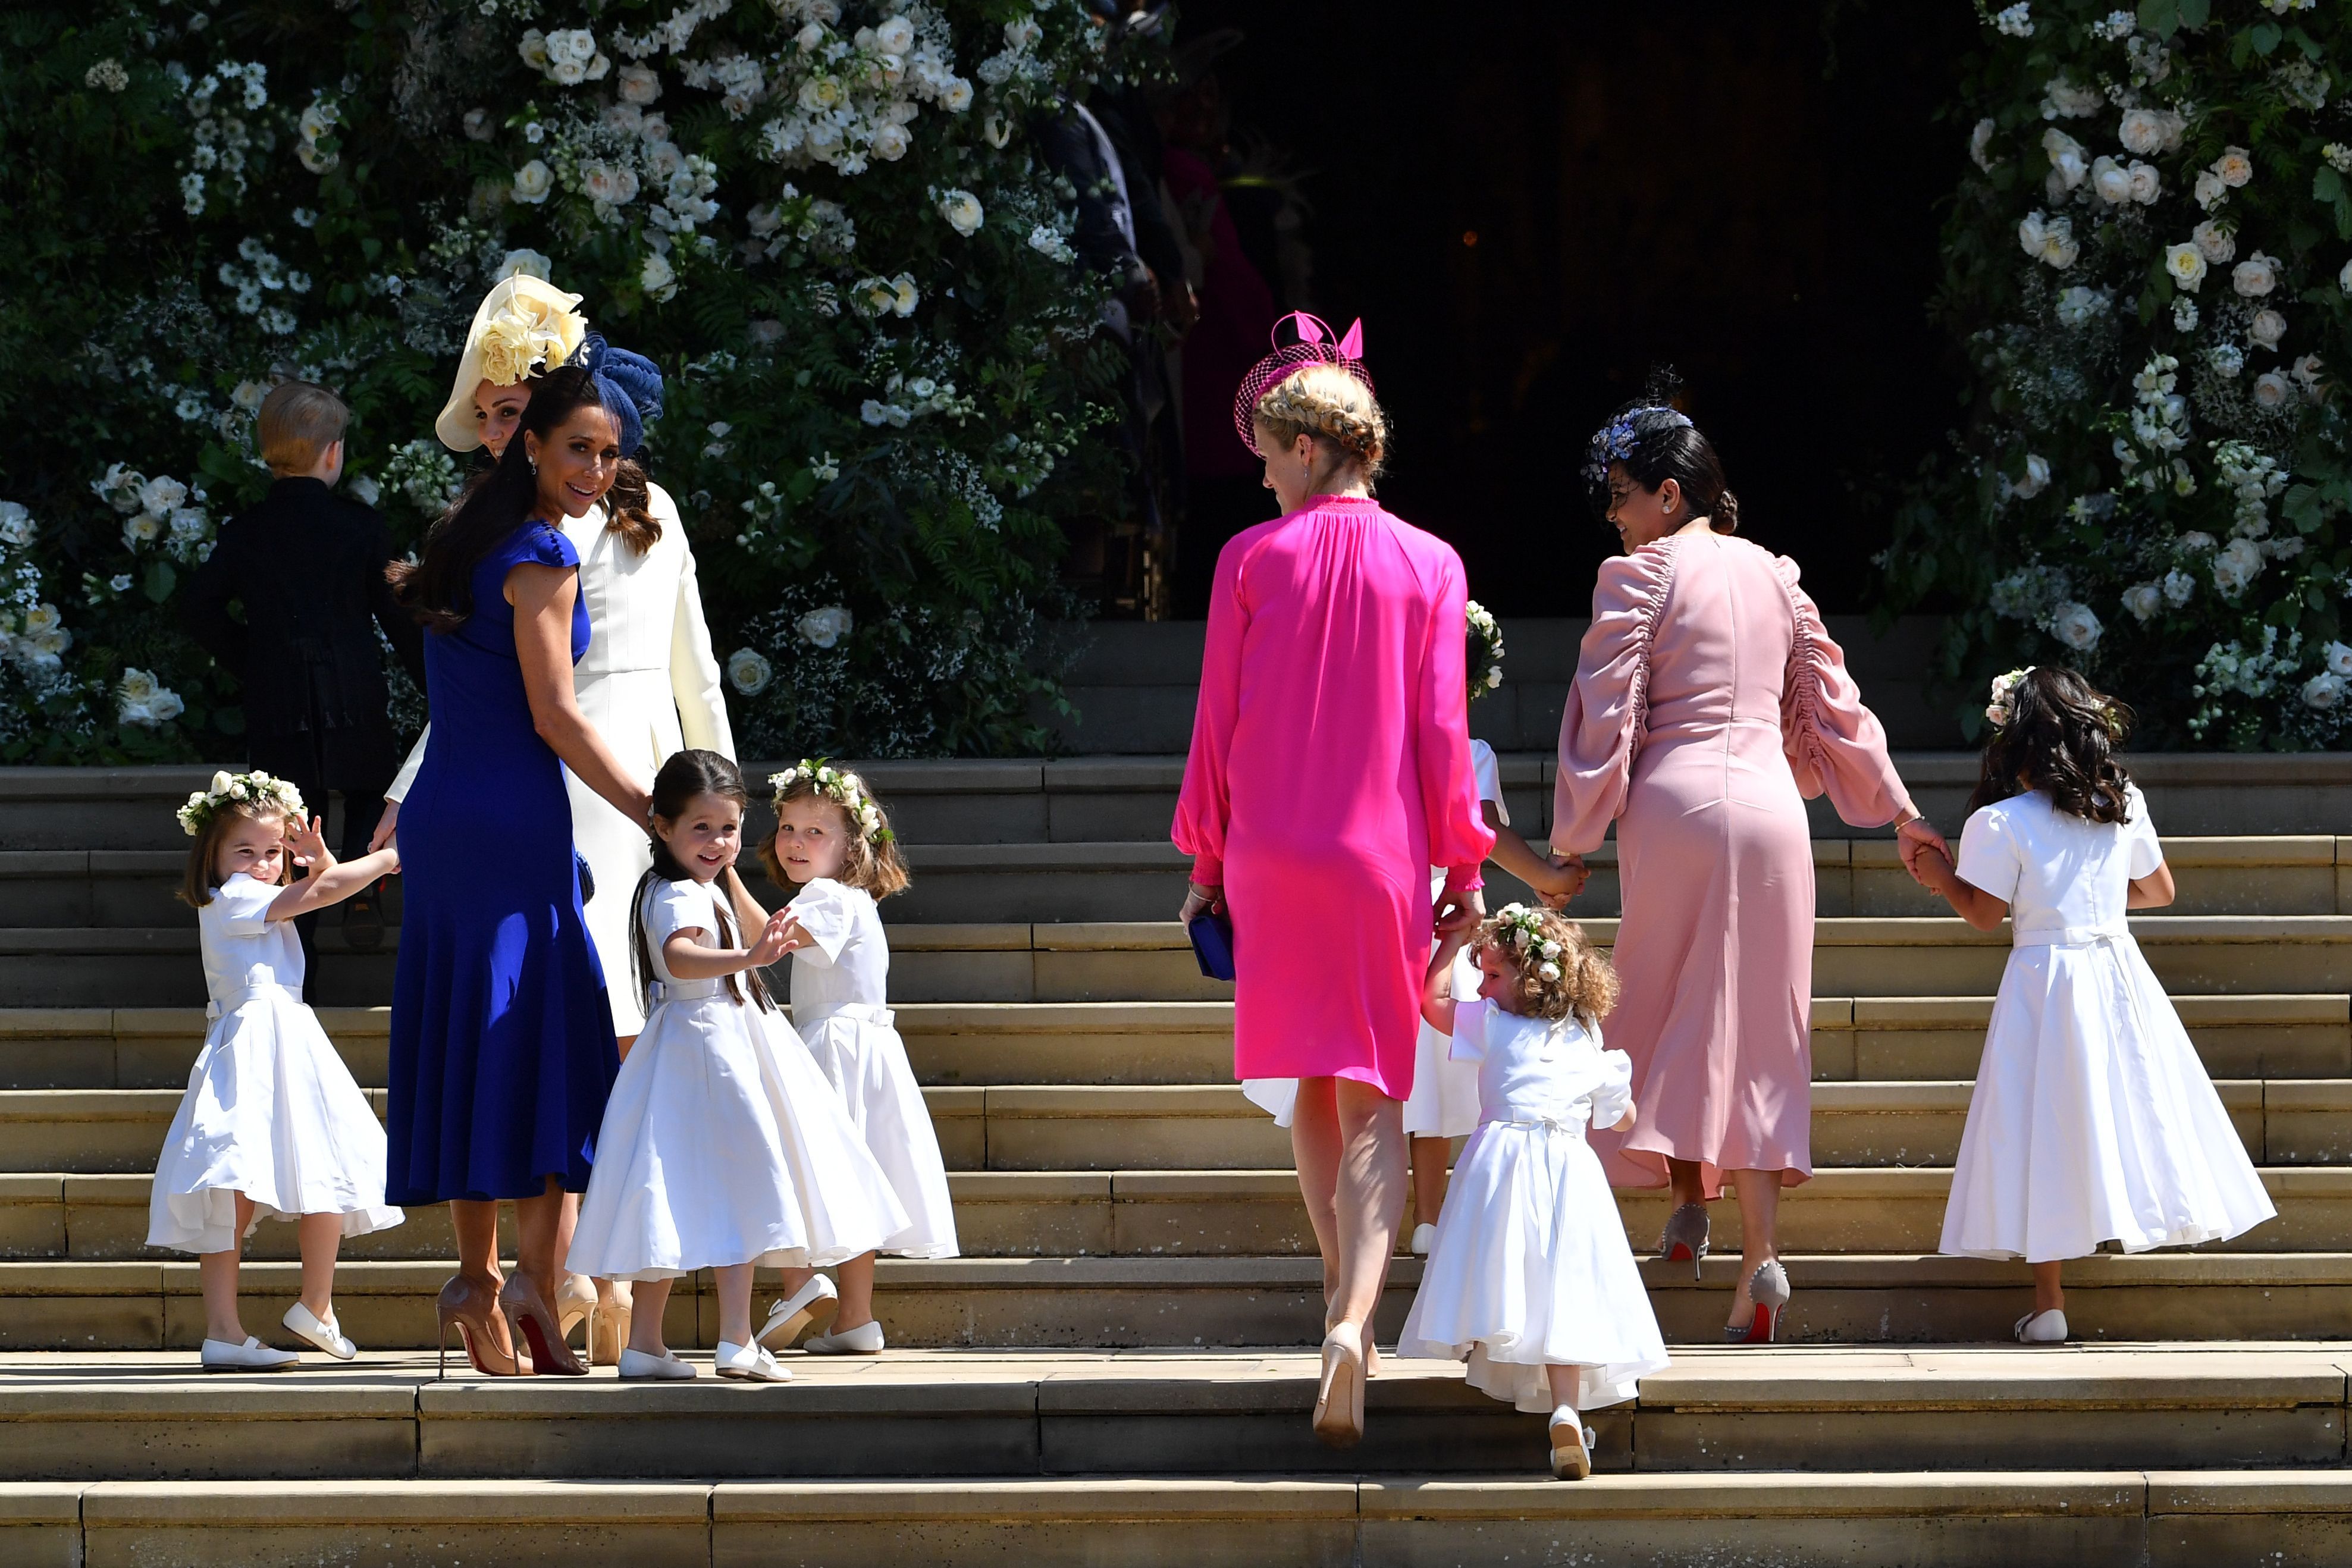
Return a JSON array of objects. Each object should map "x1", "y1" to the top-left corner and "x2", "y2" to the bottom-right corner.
[
  {"x1": 18, "y1": 1468, "x2": 2352, "y2": 1568},
  {"x1": 14, "y1": 1162, "x2": 2352, "y2": 1265},
  {"x1": 10, "y1": 915, "x2": 2352, "y2": 1008},
  {"x1": 8, "y1": 996, "x2": 2346, "y2": 1091},
  {"x1": 8, "y1": 1252, "x2": 2352, "y2": 1351},
  {"x1": 1, "y1": 1346, "x2": 2350, "y2": 1485}
]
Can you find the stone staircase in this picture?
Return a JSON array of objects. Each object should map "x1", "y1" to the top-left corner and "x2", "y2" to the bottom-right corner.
[{"x1": 1, "y1": 755, "x2": 2350, "y2": 1566}]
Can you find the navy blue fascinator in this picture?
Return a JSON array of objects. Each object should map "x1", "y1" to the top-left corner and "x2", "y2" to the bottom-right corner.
[{"x1": 575, "y1": 333, "x2": 664, "y2": 457}]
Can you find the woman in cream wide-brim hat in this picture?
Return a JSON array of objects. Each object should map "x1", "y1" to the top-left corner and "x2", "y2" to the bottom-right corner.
[{"x1": 375, "y1": 266, "x2": 735, "y2": 1365}]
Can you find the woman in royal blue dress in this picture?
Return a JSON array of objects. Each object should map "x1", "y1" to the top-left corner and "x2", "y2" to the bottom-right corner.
[{"x1": 388, "y1": 365, "x2": 656, "y2": 1376}]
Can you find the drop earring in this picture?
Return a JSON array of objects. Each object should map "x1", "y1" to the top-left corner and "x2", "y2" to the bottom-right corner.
[{"x1": 528, "y1": 456, "x2": 538, "y2": 475}]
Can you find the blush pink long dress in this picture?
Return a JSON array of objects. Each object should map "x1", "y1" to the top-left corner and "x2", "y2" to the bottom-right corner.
[
  {"x1": 1553, "y1": 529, "x2": 1906, "y2": 1195},
  {"x1": 1175, "y1": 495, "x2": 1496, "y2": 1098}
]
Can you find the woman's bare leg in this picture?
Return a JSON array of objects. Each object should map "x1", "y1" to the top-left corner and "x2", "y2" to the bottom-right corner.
[
  {"x1": 1724, "y1": 1168, "x2": 1781, "y2": 1329},
  {"x1": 513, "y1": 1177, "x2": 567, "y2": 1303},
  {"x1": 1327, "y1": 1078, "x2": 1409, "y2": 1334},
  {"x1": 1409, "y1": 1136, "x2": 1451, "y2": 1230},
  {"x1": 1290, "y1": 1077, "x2": 1343, "y2": 1315},
  {"x1": 1666, "y1": 1157, "x2": 1708, "y2": 1210},
  {"x1": 449, "y1": 1197, "x2": 513, "y2": 1360}
]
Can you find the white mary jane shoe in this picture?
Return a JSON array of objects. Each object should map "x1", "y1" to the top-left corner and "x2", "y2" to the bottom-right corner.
[
  {"x1": 714, "y1": 1340, "x2": 792, "y2": 1382},
  {"x1": 1548, "y1": 1405, "x2": 1595, "y2": 1481},
  {"x1": 758, "y1": 1274, "x2": 841, "y2": 1350},
  {"x1": 282, "y1": 1302, "x2": 356, "y2": 1360},
  {"x1": 2014, "y1": 1308, "x2": 2069, "y2": 1344},
  {"x1": 618, "y1": 1347, "x2": 697, "y2": 1381},
  {"x1": 1409, "y1": 1223, "x2": 1438, "y2": 1257},
  {"x1": 802, "y1": 1319, "x2": 885, "y2": 1356},
  {"x1": 201, "y1": 1335, "x2": 300, "y2": 1372}
]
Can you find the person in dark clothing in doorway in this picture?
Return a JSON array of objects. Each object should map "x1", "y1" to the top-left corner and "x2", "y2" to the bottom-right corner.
[{"x1": 183, "y1": 381, "x2": 425, "y2": 992}]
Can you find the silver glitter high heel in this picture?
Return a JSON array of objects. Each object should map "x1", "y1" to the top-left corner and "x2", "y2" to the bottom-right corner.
[
  {"x1": 1726, "y1": 1259, "x2": 1790, "y2": 1345},
  {"x1": 1655, "y1": 1203, "x2": 1710, "y2": 1280}
]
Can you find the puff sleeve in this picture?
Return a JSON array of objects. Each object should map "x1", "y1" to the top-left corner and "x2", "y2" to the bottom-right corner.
[
  {"x1": 1416, "y1": 550, "x2": 1497, "y2": 892},
  {"x1": 1551, "y1": 542, "x2": 1677, "y2": 857},
  {"x1": 1588, "y1": 1040, "x2": 1636, "y2": 1131},
  {"x1": 1774, "y1": 555, "x2": 1908, "y2": 829},
  {"x1": 1446, "y1": 996, "x2": 1494, "y2": 1064},
  {"x1": 786, "y1": 878, "x2": 858, "y2": 967},
  {"x1": 648, "y1": 880, "x2": 716, "y2": 947},
  {"x1": 204, "y1": 873, "x2": 280, "y2": 937},
  {"x1": 1171, "y1": 535, "x2": 1251, "y2": 887},
  {"x1": 1955, "y1": 806, "x2": 2022, "y2": 905},
  {"x1": 2123, "y1": 783, "x2": 2165, "y2": 880}
]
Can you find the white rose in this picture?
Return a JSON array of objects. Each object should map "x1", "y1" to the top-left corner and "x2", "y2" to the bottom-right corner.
[
  {"x1": 2126, "y1": 161, "x2": 2160, "y2": 204},
  {"x1": 2122, "y1": 582, "x2": 2162, "y2": 622},
  {"x1": 940, "y1": 77, "x2": 973, "y2": 113},
  {"x1": 2196, "y1": 169, "x2": 2227, "y2": 210},
  {"x1": 2162, "y1": 568, "x2": 2195, "y2": 606},
  {"x1": 511, "y1": 159, "x2": 553, "y2": 205},
  {"x1": 2294, "y1": 353, "x2": 2326, "y2": 392},
  {"x1": 2216, "y1": 146, "x2": 2254, "y2": 187},
  {"x1": 582, "y1": 161, "x2": 630, "y2": 204},
  {"x1": 641, "y1": 112, "x2": 672, "y2": 145},
  {"x1": 1968, "y1": 117, "x2": 1997, "y2": 172},
  {"x1": 2047, "y1": 601, "x2": 2103, "y2": 651},
  {"x1": 462, "y1": 106, "x2": 494, "y2": 142},
  {"x1": 138, "y1": 475, "x2": 188, "y2": 515},
  {"x1": 2055, "y1": 286, "x2": 2105, "y2": 327},
  {"x1": 874, "y1": 15, "x2": 915, "y2": 53},
  {"x1": 890, "y1": 272, "x2": 918, "y2": 316},
  {"x1": 983, "y1": 114, "x2": 1013, "y2": 149},
  {"x1": 2010, "y1": 453, "x2": 2050, "y2": 498},
  {"x1": 2303, "y1": 673, "x2": 2346, "y2": 710},
  {"x1": 0, "y1": 501, "x2": 30, "y2": 548},
  {"x1": 2213, "y1": 536, "x2": 2265, "y2": 595},
  {"x1": 2250, "y1": 309, "x2": 2287, "y2": 350},
  {"x1": 2090, "y1": 155, "x2": 2134, "y2": 206},
  {"x1": 871, "y1": 121, "x2": 911, "y2": 162},
  {"x1": 1004, "y1": 17, "x2": 1042, "y2": 48},
  {"x1": 640, "y1": 251, "x2": 678, "y2": 302},
  {"x1": 2177, "y1": 531, "x2": 2217, "y2": 554},
  {"x1": 726, "y1": 648, "x2": 773, "y2": 695},
  {"x1": 497, "y1": 248, "x2": 552, "y2": 282},
  {"x1": 118, "y1": 667, "x2": 158, "y2": 703},
  {"x1": 2165, "y1": 243, "x2": 2206, "y2": 291},
  {"x1": 2325, "y1": 642, "x2": 2352, "y2": 678},
  {"x1": 2232, "y1": 251, "x2": 2279, "y2": 297},
  {"x1": 2253, "y1": 369, "x2": 2293, "y2": 409},
  {"x1": 937, "y1": 189, "x2": 983, "y2": 236},
  {"x1": 2118, "y1": 108, "x2": 2166, "y2": 156},
  {"x1": 618, "y1": 63, "x2": 662, "y2": 105},
  {"x1": 124, "y1": 514, "x2": 161, "y2": 547},
  {"x1": 518, "y1": 28, "x2": 550, "y2": 70},
  {"x1": 797, "y1": 605, "x2": 853, "y2": 648},
  {"x1": 2192, "y1": 220, "x2": 2235, "y2": 264},
  {"x1": 2041, "y1": 127, "x2": 2087, "y2": 190},
  {"x1": 550, "y1": 57, "x2": 587, "y2": 86},
  {"x1": 2018, "y1": 210, "x2": 2050, "y2": 260}
]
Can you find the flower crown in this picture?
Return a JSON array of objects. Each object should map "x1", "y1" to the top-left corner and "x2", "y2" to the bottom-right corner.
[
  {"x1": 1466, "y1": 598, "x2": 1506, "y2": 701},
  {"x1": 1487, "y1": 902, "x2": 1568, "y2": 983},
  {"x1": 1580, "y1": 405, "x2": 1692, "y2": 488},
  {"x1": 175, "y1": 770, "x2": 306, "y2": 837},
  {"x1": 770, "y1": 760, "x2": 891, "y2": 843},
  {"x1": 1984, "y1": 666, "x2": 2036, "y2": 727}
]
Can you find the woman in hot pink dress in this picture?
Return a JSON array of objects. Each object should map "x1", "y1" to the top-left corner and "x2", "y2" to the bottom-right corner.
[
  {"x1": 1553, "y1": 395, "x2": 1945, "y2": 1344},
  {"x1": 1175, "y1": 316, "x2": 1492, "y2": 1447}
]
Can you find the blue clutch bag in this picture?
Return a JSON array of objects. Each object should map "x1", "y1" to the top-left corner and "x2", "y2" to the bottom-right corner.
[{"x1": 1188, "y1": 909, "x2": 1235, "y2": 981}]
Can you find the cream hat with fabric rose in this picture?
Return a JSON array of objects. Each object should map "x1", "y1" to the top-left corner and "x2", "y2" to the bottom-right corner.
[{"x1": 433, "y1": 275, "x2": 590, "y2": 451}]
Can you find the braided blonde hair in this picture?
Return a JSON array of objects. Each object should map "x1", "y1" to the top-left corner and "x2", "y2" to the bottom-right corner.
[{"x1": 1252, "y1": 362, "x2": 1389, "y2": 481}]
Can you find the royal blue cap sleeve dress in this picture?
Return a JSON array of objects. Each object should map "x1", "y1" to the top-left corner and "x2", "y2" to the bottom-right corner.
[{"x1": 385, "y1": 520, "x2": 619, "y2": 1205}]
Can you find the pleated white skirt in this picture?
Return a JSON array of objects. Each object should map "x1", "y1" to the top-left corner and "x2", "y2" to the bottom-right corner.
[{"x1": 797, "y1": 1006, "x2": 960, "y2": 1259}]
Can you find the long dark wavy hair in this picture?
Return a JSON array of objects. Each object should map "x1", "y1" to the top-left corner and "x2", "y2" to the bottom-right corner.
[
  {"x1": 391, "y1": 366, "x2": 622, "y2": 632},
  {"x1": 632, "y1": 749, "x2": 774, "y2": 1014},
  {"x1": 1582, "y1": 369, "x2": 1740, "y2": 534},
  {"x1": 1968, "y1": 666, "x2": 2135, "y2": 824}
]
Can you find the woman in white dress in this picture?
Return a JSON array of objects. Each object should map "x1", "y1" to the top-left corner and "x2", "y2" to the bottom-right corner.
[
  {"x1": 374, "y1": 275, "x2": 734, "y2": 1360},
  {"x1": 1909, "y1": 667, "x2": 2273, "y2": 1343}
]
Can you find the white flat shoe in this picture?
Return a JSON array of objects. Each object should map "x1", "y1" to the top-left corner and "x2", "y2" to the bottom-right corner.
[
  {"x1": 201, "y1": 1335, "x2": 299, "y2": 1372},
  {"x1": 2014, "y1": 1308, "x2": 2069, "y2": 1344},
  {"x1": 618, "y1": 1347, "x2": 697, "y2": 1381},
  {"x1": 281, "y1": 1302, "x2": 356, "y2": 1360},
  {"x1": 1409, "y1": 1223, "x2": 1437, "y2": 1256},
  {"x1": 802, "y1": 1319, "x2": 885, "y2": 1355},
  {"x1": 1548, "y1": 1404, "x2": 1594, "y2": 1480},
  {"x1": 714, "y1": 1339, "x2": 792, "y2": 1382},
  {"x1": 758, "y1": 1274, "x2": 841, "y2": 1350}
]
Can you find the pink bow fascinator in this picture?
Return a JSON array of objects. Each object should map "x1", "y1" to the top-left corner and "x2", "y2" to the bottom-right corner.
[{"x1": 1233, "y1": 311, "x2": 1373, "y2": 456}]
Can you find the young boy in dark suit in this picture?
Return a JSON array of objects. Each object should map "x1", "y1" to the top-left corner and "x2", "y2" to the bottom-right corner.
[{"x1": 184, "y1": 382, "x2": 425, "y2": 988}]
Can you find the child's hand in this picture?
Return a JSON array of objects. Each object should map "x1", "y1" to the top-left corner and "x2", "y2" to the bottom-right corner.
[
  {"x1": 1533, "y1": 851, "x2": 1589, "y2": 907},
  {"x1": 1909, "y1": 841, "x2": 1959, "y2": 892},
  {"x1": 284, "y1": 816, "x2": 332, "y2": 873},
  {"x1": 1434, "y1": 901, "x2": 1481, "y2": 940},
  {"x1": 745, "y1": 911, "x2": 795, "y2": 968}
]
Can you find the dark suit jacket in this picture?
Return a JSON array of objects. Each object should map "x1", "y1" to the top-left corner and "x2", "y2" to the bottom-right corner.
[{"x1": 182, "y1": 476, "x2": 427, "y2": 791}]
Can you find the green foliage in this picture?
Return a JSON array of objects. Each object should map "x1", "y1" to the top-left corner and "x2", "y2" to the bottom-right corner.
[
  {"x1": 1887, "y1": 0, "x2": 2352, "y2": 748},
  {"x1": 0, "y1": 0, "x2": 1151, "y2": 761}
]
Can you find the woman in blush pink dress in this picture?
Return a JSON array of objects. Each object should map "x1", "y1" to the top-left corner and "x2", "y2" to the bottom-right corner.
[
  {"x1": 1175, "y1": 316, "x2": 1494, "y2": 1447},
  {"x1": 1551, "y1": 391, "x2": 1946, "y2": 1344}
]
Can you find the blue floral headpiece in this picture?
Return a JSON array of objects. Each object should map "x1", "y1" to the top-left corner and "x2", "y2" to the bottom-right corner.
[{"x1": 1582, "y1": 405, "x2": 1692, "y2": 487}]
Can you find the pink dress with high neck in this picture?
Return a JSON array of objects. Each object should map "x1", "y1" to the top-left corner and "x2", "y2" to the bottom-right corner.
[
  {"x1": 1175, "y1": 496, "x2": 1495, "y2": 1098},
  {"x1": 1554, "y1": 529, "x2": 1906, "y2": 1194}
]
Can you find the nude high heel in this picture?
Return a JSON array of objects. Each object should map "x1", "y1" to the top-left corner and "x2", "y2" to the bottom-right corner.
[
  {"x1": 556, "y1": 1274, "x2": 596, "y2": 1349},
  {"x1": 1312, "y1": 1321, "x2": 1367, "y2": 1449},
  {"x1": 500, "y1": 1274, "x2": 587, "y2": 1376},
  {"x1": 437, "y1": 1274, "x2": 523, "y2": 1378},
  {"x1": 590, "y1": 1291, "x2": 632, "y2": 1368},
  {"x1": 1657, "y1": 1203, "x2": 1710, "y2": 1280}
]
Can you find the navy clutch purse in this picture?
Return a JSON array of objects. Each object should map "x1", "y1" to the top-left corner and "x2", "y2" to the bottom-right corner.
[{"x1": 1188, "y1": 908, "x2": 1235, "y2": 981}]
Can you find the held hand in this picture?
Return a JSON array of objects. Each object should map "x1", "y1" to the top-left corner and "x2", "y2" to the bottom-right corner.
[
  {"x1": 1895, "y1": 814, "x2": 1950, "y2": 885},
  {"x1": 1433, "y1": 901, "x2": 1482, "y2": 940},
  {"x1": 1433, "y1": 885, "x2": 1485, "y2": 936},
  {"x1": 745, "y1": 911, "x2": 796, "y2": 969},
  {"x1": 1178, "y1": 881, "x2": 1223, "y2": 925},
  {"x1": 368, "y1": 799, "x2": 400, "y2": 854},
  {"x1": 1909, "y1": 841, "x2": 1961, "y2": 895},
  {"x1": 1534, "y1": 851, "x2": 1590, "y2": 908}
]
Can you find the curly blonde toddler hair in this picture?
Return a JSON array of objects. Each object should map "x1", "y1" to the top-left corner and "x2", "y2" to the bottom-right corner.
[
  {"x1": 1252, "y1": 362, "x2": 1389, "y2": 481},
  {"x1": 1476, "y1": 904, "x2": 1617, "y2": 1025}
]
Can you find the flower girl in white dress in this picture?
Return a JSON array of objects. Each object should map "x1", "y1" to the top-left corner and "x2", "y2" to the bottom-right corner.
[
  {"x1": 1398, "y1": 904, "x2": 1670, "y2": 1480},
  {"x1": 566, "y1": 751, "x2": 906, "y2": 1382},
  {"x1": 151, "y1": 772, "x2": 403, "y2": 1371},
  {"x1": 752, "y1": 761, "x2": 959, "y2": 1356},
  {"x1": 1911, "y1": 667, "x2": 2273, "y2": 1343}
]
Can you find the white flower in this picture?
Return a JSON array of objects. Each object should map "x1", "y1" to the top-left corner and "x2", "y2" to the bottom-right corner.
[
  {"x1": 2213, "y1": 536, "x2": 2265, "y2": 596},
  {"x1": 640, "y1": 251, "x2": 678, "y2": 302},
  {"x1": 2303, "y1": 673, "x2": 2346, "y2": 710},
  {"x1": 108, "y1": 574, "x2": 131, "y2": 593},
  {"x1": 0, "y1": 501, "x2": 31, "y2": 548},
  {"x1": 2122, "y1": 582, "x2": 2162, "y2": 622},
  {"x1": 871, "y1": 121, "x2": 911, "y2": 162},
  {"x1": 2162, "y1": 568, "x2": 2195, "y2": 606},
  {"x1": 726, "y1": 648, "x2": 773, "y2": 695},
  {"x1": 940, "y1": 77, "x2": 973, "y2": 113},
  {"x1": 118, "y1": 667, "x2": 157, "y2": 703},
  {"x1": 2250, "y1": 310, "x2": 2287, "y2": 350},
  {"x1": 2216, "y1": 146, "x2": 2254, "y2": 188},
  {"x1": 889, "y1": 272, "x2": 918, "y2": 316},
  {"x1": 983, "y1": 114, "x2": 1014, "y2": 149},
  {"x1": 2208, "y1": 343, "x2": 2244, "y2": 378},
  {"x1": 2191, "y1": 221, "x2": 2234, "y2": 264},
  {"x1": 462, "y1": 106, "x2": 494, "y2": 142},
  {"x1": 2009, "y1": 453, "x2": 2050, "y2": 498},
  {"x1": 2090, "y1": 155, "x2": 2134, "y2": 206},
  {"x1": 641, "y1": 112, "x2": 672, "y2": 144},
  {"x1": 796, "y1": 605, "x2": 854, "y2": 649},
  {"x1": 2118, "y1": 106, "x2": 2181, "y2": 156},
  {"x1": 582, "y1": 161, "x2": 638, "y2": 206},
  {"x1": 511, "y1": 159, "x2": 553, "y2": 205},
  {"x1": 2195, "y1": 170, "x2": 2227, "y2": 211},
  {"x1": 2172, "y1": 297, "x2": 2199, "y2": 333},
  {"x1": 1968, "y1": 117, "x2": 1998, "y2": 172},
  {"x1": 2324, "y1": 642, "x2": 2352, "y2": 678},
  {"x1": 138, "y1": 476, "x2": 188, "y2": 516},
  {"x1": 1993, "y1": 2, "x2": 2033, "y2": 37},
  {"x1": 2177, "y1": 531, "x2": 2217, "y2": 554},
  {"x1": 2053, "y1": 286, "x2": 2107, "y2": 328},
  {"x1": 874, "y1": 15, "x2": 915, "y2": 53},
  {"x1": 117, "y1": 669, "x2": 183, "y2": 727},
  {"x1": 2252, "y1": 370, "x2": 2293, "y2": 409},
  {"x1": 2232, "y1": 251, "x2": 2279, "y2": 298},
  {"x1": 937, "y1": 189, "x2": 983, "y2": 236},
  {"x1": 618, "y1": 63, "x2": 663, "y2": 105},
  {"x1": 84, "y1": 58, "x2": 130, "y2": 92},
  {"x1": 2126, "y1": 161, "x2": 2160, "y2": 204},
  {"x1": 492, "y1": 248, "x2": 550, "y2": 283},
  {"x1": 2047, "y1": 601, "x2": 2103, "y2": 651},
  {"x1": 2294, "y1": 353, "x2": 2327, "y2": 397},
  {"x1": 2042, "y1": 74, "x2": 2103, "y2": 120},
  {"x1": 2165, "y1": 243, "x2": 2207, "y2": 292},
  {"x1": 2041, "y1": 128, "x2": 2088, "y2": 190},
  {"x1": 1004, "y1": 17, "x2": 1043, "y2": 48},
  {"x1": 1537, "y1": 962, "x2": 1562, "y2": 982}
]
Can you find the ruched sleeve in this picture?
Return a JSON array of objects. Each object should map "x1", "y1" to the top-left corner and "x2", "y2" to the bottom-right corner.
[
  {"x1": 1774, "y1": 555, "x2": 1908, "y2": 828},
  {"x1": 1171, "y1": 537, "x2": 1251, "y2": 886},
  {"x1": 1417, "y1": 551, "x2": 1497, "y2": 891},
  {"x1": 520, "y1": 522, "x2": 580, "y2": 571},
  {"x1": 786, "y1": 877, "x2": 858, "y2": 967},
  {"x1": 1551, "y1": 542, "x2": 1677, "y2": 857}
]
